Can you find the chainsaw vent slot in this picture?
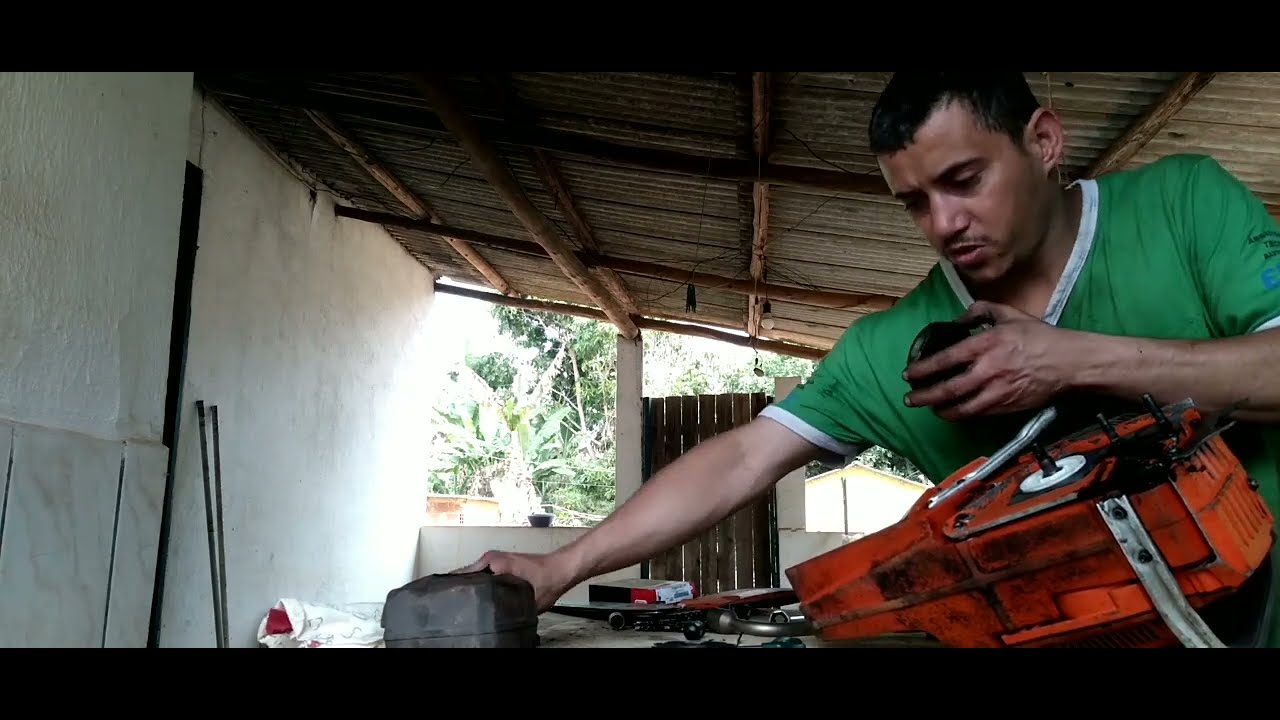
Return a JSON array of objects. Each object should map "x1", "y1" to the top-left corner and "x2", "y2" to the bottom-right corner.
[{"x1": 1040, "y1": 619, "x2": 1164, "y2": 648}]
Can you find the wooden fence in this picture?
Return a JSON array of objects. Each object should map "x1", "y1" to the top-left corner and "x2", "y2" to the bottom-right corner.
[{"x1": 640, "y1": 392, "x2": 779, "y2": 594}]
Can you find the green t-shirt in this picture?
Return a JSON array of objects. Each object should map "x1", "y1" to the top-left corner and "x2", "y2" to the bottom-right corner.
[{"x1": 763, "y1": 153, "x2": 1280, "y2": 647}]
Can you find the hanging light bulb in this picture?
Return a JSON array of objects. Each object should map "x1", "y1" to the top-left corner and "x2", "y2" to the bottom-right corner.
[{"x1": 760, "y1": 301, "x2": 775, "y2": 330}]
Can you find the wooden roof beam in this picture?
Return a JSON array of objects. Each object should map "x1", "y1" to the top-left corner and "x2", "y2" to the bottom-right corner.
[
  {"x1": 195, "y1": 74, "x2": 889, "y2": 197},
  {"x1": 747, "y1": 71, "x2": 773, "y2": 340},
  {"x1": 1085, "y1": 72, "x2": 1218, "y2": 178},
  {"x1": 532, "y1": 153, "x2": 640, "y2": 314},
  {"x1": 480, "y1": 74, "x2": 640, "y2": 315},
  {"x1": 304, "y1": 109, "x2": 517, "y2": 296},
  {"x1": 335, "y1": 205, "x2": 895, "y2": 312},
  {"x1": 433, "y1": 281, "x2": 828, "y2": 361},
  {"x1": 409, "y1": 73, "x2": 640, "y2": 340}
]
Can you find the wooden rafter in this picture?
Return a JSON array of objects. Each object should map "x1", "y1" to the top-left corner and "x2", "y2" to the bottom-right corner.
[
  {"x1": 433, "y1": 281, "x2": 828, "y2": 361},
  {"x1": 747, "y1": 72, "x2": 773, "y2": 339},
  {"x1": 334, "y1": 206, "x2": 895, "y2": 312},
  {"x1": 480, "y1": 74, "x2": 640, "y2": 315},
  {"x1": 409, "y1": 73, "x2": 641, "y2": 340},
  {"x1": 201, "y1": 73, "x2": 1234, "y2": 203},
  {"x1": 1085, "y1": 72, "x2": 1218, "y2": 178},
  {"x1": 195, "y1": 74, "x2": 889, "y2": 197},
  {"x1": 529, "y1": 151, "x2": 640, "y2": 315},
  {"x1": 646, "y1": 307, "x2": 836, "y2": 351},
  {"x1": 304, "y1": 109, "x2": 516, "y2": 296}
]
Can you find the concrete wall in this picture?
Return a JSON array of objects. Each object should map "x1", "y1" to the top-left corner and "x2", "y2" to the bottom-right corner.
[
  {"x1": 805, "y1": 465, "x2": 925, "y2": 535},
  {"x1": 412, "y1": 333, "x2": 645, "y2": 604},
  {"x1": 416, "y1": 526, "x2": 638, "y2": 603},
  {"x1": 155, "y1": 90, "x2": 439, "y2": 647},
  {"x1": 0, "y1": 73, "x2": 192, "y2": 647}
]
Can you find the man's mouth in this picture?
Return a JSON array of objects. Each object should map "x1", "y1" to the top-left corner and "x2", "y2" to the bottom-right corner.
[{"x1": 947, "y1": 244, "x2": 988, "y2": 267}]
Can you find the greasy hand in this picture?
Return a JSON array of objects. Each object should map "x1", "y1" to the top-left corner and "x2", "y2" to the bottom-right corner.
[
  {"x1": 903, "y1": 301, "x2": 1079, "y2": 421},
  {"x1": 453, "y1": 550, "x2": 576, "y2": 613}
]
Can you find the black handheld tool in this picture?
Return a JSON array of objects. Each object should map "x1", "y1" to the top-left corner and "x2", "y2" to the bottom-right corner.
[{"x1": 904, "y1": 317, "x2": 990, "y2": 391}]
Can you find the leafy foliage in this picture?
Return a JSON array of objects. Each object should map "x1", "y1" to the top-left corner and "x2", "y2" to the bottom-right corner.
[{"x1": 426, "y1": 306, "x2": 924, "y2": 525}]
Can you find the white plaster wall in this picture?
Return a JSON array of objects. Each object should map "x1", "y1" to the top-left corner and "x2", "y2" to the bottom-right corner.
[
  {"x1": 805, "y1": 472, "x2": 924, "y2": 535},
  {"x1": 0, "y1": 72, "x2": 191, "y2": 442},
  {"x1": 0, "y1": 72, "x2": 192, "y2": 647},
  {"x1": 778, "y1": 530, "x2": 853, "y2": 586},
  {"x1": 767, "y1": 376, "x2": 859, "y2": 588},
  {"x1": 157, "y1": 92, "x2": 438, "y2": 647}
]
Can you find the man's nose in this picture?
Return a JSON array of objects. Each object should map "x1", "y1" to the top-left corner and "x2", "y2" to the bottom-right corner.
[{"x1": 930, "y1": 197, "x2": 969, "y2": 239}]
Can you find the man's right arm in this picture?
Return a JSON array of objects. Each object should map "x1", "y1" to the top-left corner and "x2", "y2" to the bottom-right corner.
[
  {"x1": 458, "y1": 322, "x2": 883, "y2": 610},
  {"x1": 556, "y1": 416, "x2": 827, "y2": 586},
  {"x1": 550, "y1": 319, "x2": 886, "y2": 599}
]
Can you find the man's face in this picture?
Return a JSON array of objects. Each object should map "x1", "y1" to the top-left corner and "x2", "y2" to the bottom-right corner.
[{"x1": 876, "y1": 101, "x2": 1062, "y2": 286}]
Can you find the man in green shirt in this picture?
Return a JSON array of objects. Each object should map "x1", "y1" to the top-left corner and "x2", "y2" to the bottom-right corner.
[{"x1": 458, "y1": 72, "x2": 1280, "y2": 647}]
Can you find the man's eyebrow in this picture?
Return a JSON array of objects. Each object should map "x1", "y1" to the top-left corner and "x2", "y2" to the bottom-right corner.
[
  {"x1": 935, "y1": 157, "x2": 983, "y2": 182},
  {"x1": 892, "y1": 157, "x2": 984, "y2": 201}
]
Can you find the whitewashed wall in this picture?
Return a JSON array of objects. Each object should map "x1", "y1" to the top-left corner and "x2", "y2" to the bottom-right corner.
[
  {"x1": 155, "y1": 91, "x2": 440, "y2": 647},
  {"x1": 0, "y1": 72, "x2": 193, "y2": 647}
]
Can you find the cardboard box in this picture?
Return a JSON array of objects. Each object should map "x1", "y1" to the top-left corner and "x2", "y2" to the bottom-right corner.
[{"x1": 588, "y1": 578, "x2": 697, "y2": 605}]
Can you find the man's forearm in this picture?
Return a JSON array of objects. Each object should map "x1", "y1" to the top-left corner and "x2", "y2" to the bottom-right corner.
[
  {"x1": 1070, "y1": 328, "x2": 1280, "y2": 423},
  {"x1": 555, "y1": 420, "x2": 814, "y2": 585}
]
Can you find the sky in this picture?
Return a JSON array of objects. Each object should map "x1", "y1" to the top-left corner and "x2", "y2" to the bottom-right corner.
[
  {"x1": 423, "y1": 277, "x2": 810, "y2": 393},
  {"x1": 424, "y1": 282, "x2": 512, "y2": 367}
]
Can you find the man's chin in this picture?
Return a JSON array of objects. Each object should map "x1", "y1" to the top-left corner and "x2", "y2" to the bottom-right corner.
[{"x1": 951, "y1": 262, "x2": 1004, "y2": 286}]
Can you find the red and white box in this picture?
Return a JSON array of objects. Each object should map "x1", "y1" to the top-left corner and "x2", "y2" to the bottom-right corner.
[{"x1": 588, "y1": 578, "x2": 697, "y2": 604}]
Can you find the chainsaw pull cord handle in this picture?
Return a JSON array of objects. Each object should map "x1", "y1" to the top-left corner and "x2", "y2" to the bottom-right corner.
[{"x1": 904, "y1": 318, "x2": 1060, "y2": 509}]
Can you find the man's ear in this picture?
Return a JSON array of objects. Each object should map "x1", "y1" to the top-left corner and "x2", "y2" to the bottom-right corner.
[{"x1": 1023, "y1": 107, "x2": 1066, "y2": 177}]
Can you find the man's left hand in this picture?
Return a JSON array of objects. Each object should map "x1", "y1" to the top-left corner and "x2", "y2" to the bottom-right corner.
[{"x1": 903, "y1": 301, "x2": 1080, "y2": 421}]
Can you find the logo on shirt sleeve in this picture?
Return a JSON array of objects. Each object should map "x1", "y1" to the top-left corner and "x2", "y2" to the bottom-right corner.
[
  {"x1": 1263, "y1": 264, "x2": 1280, "y2": 291},
  {"x1": 1248, "y1": 231, "x2": 1280, "y2": 290}
]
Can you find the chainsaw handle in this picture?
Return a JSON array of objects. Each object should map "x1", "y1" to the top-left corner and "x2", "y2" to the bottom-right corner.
[{"x1": 927, "y1": 406, "x2": 1058, "y2": 509}]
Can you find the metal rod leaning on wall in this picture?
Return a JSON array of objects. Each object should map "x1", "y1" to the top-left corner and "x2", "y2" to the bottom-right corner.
[
  {"x1": 211, "y1": 405, "x2": 229, "y2": 649},
  {"x1": 196, "y1": 401, "x2": 225, "y2": 648}
]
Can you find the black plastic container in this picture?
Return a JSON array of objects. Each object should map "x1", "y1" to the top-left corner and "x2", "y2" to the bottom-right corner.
[{"x1": 381, "y1": 571, "x2": 540, "y2": 648}]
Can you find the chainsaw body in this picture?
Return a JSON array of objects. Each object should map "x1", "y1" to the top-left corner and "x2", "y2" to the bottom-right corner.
[{"x1": 785, "y1": 397, "x2": 1276, "y2": 648}]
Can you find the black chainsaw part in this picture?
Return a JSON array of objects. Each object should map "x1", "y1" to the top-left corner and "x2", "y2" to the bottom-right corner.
[
  {"x1": 905, "y1": 320, "x2": 985, "y2": 391},
  {"x1": 381, "y1": 570, "x2": 540, "y2": 648},
  {"x1": 612, "y1": 609, "x2": 707, "y2": 640}
]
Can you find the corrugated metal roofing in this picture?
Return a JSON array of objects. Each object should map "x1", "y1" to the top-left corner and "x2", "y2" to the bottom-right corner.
[{"x1": 198, "y1": 71, "x2": 1271, "y2": 357}]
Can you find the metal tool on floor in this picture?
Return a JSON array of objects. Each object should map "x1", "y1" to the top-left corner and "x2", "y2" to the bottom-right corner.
[{"x1": 550, "y1": 587, "x2": 812, "y2": 642}]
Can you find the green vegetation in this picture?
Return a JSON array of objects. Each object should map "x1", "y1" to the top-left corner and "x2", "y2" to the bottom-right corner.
[{"x1": 425, "y1": 305, "x2": 923, "y2": 525}]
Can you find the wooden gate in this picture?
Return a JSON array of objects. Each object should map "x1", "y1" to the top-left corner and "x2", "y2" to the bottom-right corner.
[{"x1": 640, "y1": 392, "x2": 779, "y2": 593}]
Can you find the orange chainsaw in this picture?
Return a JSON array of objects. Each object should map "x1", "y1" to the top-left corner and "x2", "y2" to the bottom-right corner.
[{"x1": 786, "y1": 321, "x2": 1277, "y2": 648}]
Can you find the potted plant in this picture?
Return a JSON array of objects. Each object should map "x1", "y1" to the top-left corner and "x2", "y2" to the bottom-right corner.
[{"x1": 528, "y1": 505, "x2": 554, "y2": 528}]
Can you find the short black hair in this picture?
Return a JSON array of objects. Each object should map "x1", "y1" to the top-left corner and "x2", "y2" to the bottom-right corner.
[{"x1": 867, "y1": 73, "x2": 1042, "y2": 154}]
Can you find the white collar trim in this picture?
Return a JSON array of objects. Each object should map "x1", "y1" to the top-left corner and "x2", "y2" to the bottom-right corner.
[{"x1": 939, "y1": 178, "x2": 1099, "y2": 327}]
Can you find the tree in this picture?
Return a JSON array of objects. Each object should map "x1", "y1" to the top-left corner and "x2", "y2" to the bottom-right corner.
[
  {"x1": 426, "y1": 305, "x2": 926, "y2": 526},
  {"x1": 425, "y1": 306, "x2": 622, "y2": 523}
]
